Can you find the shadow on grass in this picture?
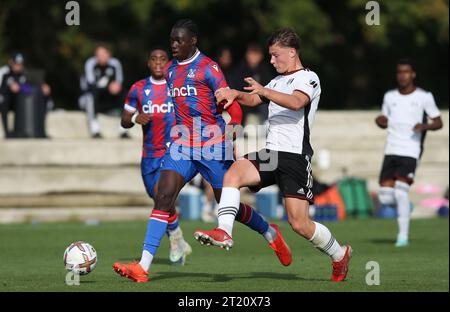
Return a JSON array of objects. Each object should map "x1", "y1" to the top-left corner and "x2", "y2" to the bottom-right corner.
[
  {"x1": 368, "y1": 239, "x2": 396, "y2": 244},
  {"x1": 150, "y1": 271, "x2": 328, "y2": 283},
  {"x1": 118, "y1": 257, "x2": 173, "y2": 266}
]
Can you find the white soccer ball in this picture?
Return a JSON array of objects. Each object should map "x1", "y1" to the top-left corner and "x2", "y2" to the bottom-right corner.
[{"x1": 63, "y1": 241, "x2": 98, "y2": 275}]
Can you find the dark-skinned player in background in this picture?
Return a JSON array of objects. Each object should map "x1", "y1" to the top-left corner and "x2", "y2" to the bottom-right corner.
[{"x1": 112, "y1": 48, "x2": 192, "y2": 281}]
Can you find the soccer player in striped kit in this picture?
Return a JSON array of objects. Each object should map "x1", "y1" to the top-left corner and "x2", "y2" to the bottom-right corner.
[
  {"x1": 112, "y1": 48, "x2": 192, "y2": 282},
  {"x1": 113, "y1": 19, "x2": 292, "y2": 283}
]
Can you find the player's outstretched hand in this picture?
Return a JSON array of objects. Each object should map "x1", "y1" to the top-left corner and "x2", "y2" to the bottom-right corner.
[
  {"x1": 243, "y1": 77, "x2": 266, "y2": 97},
  {"x1": 215, "y1": 88, "x2": 238, "y2": 109},
  {"x1": 136, "y1": 113, "x2": 152, "y2": 125}
]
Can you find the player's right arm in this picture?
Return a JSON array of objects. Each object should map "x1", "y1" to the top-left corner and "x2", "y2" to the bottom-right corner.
[
  {"x1": 121, "y1": 83, "x2": 152, "y2": 128},
  {"x1": 121, "y1": 110, "x2": 153, "y2": 128},
  {"x1": 121, "y1": 110, "x2": 135, "y2": 128},
  {"x1": 375, "y1": 93, "x2": 389, "y2": 129},
  {"x1": 215, "y1": 87, "x2": 263, "y2": 109},
  {"x1": 375, "y1": 115, "x2": 388, "y2": 129}
]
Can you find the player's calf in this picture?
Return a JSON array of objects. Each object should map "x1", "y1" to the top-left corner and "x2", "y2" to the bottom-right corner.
[{"x1": 288, "y1": 219, "x2": 315, "y2": 239}]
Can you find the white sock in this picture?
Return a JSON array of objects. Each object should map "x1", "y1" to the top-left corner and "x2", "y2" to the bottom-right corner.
[
  {"x1": 119, "y1": 125, "x2": 128, "y2": 135},
  {"x1": 89, "y1": 119, "x2": 100, "y2": 135},
  {"x1": 263, "y1": 225, "x2": 277, "y2": 244},
  {"x1": 213, "y1": 202, "x2": 219, "y2": 217},
  {"x1": 139, "y1": 250, "x2": 153, "y2": 272},
  {"x1": 85, "y1": 97, "x2": 100, "y2": 135},
  {"x1": 168, "y1": 226, "x2": 182, "y2": 238},
  {"x1": 217, "y1": 187, "x2": 240, "y2": 237},
  {"x1": 379, "y1": 187, "x2": 396, "y2": 206},
  {"x1": 395, "y1": 181, "x2": 411, "y2": 241},
  {"x1": 309, "y1": 222, "x2": 345, "y2": 261}
]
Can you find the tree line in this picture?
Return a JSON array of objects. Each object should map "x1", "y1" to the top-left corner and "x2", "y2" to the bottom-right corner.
[{"x1": 0, "y1": 0, "x2": 448, "y2": 110}]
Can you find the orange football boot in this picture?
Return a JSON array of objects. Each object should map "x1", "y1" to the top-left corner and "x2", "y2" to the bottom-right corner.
[
  {"x1": 268, "y1": 224, "x2": 292, "y2": 266},
  {"x1": 112, "y1": 261, "x2": 148, "y2": 283}
]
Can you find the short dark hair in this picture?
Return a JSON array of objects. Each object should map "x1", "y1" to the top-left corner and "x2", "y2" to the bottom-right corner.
[
  {"x1": 172, "y1": 19, "x2": 199, "y2": 38},
  {"x1": 397, "y1": 58, "x2": 416, "y2": 71},
  {"x1": 267, "y1": 28, "x2": 300, "y2": 51},
  {"x1": 148, "y1": 46, "x2": 169, "y2": 59}
]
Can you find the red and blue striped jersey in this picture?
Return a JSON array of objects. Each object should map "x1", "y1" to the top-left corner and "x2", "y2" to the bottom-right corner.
[
  {"x1": 164, "y1": 50, "x2": 229, "y2": 147},
  {"x1": 124, "y1": 77, "x2": 175, "y2": 158}
]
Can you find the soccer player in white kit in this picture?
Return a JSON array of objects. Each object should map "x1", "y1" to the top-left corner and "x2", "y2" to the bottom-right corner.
[
  {"x1": 375, "y1": 58, "x2": 443, "y2": 247},
  {"x1": 195, "y1": 28, "x2": 352, "y2": 282}
]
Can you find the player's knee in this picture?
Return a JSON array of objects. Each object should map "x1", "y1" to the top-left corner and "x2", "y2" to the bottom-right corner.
[
  {"x1": 394, "y1": 180, "x2": 410, "y2": 198},
  {"x1": 223, "y1": 170, "x2": 242, "y2": 188},
  {"x1": 378, "y1": 186, "x2": 396, "y2": 206},
  {"x1": 288, "y1": 219, "x2": 311, "y2": 238}
]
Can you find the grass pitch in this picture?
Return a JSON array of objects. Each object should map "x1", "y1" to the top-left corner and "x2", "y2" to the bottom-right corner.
[{"x1": 0, "y1": 218, "x2": 448, "y2": 292}]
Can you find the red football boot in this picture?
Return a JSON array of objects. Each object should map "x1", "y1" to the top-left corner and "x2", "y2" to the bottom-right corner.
[
  {"x1": 268, "y1": 224, "x2": 292, "y2": 266},
  {"x1": 331, "y1": 245, "x2": 352, "y2": 282},
  {"x1": 193, "y1": 228, "x2": 234, "y2": 250}
]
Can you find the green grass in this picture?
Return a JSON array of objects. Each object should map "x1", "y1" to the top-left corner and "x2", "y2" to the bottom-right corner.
[{"x1": 0, "y1": 218, "x2": 448, "y2": 292}]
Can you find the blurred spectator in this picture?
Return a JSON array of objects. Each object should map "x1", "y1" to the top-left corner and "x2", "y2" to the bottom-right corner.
[
  {"x1": 0, "y1": 53, "x2": 52, "y2": 138},
  {"x1": 79, "y1": 44, "x2": 128, "y2": 139},
  {"x1": 234, "y1": 43, "x2": 274, "y2": 126},
  {"x1": 216, "y1": 47, "x2": 237, "y2": 88}
]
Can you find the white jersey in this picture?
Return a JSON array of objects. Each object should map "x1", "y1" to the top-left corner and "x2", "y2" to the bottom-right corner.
[
  {"x1": 264, "y1": 68, "x2": 321, "y2": 155},
  {"x1": 382, "y1": 87, "x2": 441, "y2": 159}
]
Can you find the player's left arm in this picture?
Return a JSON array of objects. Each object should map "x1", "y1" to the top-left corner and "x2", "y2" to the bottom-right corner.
[
  {"x1": 413, "y1": 116, "x2": 443, "y2": 132},
  {"x1": 413, "y1": 93, "x2": 444, "y2": 132},
  {"x1": 205, "y1": 62, "x2": 243, "y2": 125},
  {"x1": 223, "y1": 100, "x2": 243, "y2": 125},
  {"x1": 243, "y1": 77, "x2": 309, "y2": 111}
]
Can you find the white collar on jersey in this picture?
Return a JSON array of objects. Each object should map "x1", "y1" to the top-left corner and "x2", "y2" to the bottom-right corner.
[
  {"x1": 177, "y1": 49, "x2": 201, "y2": 65},
  {"x1": 150, "y1": 76, "x2": 166, "y2": 85}
]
